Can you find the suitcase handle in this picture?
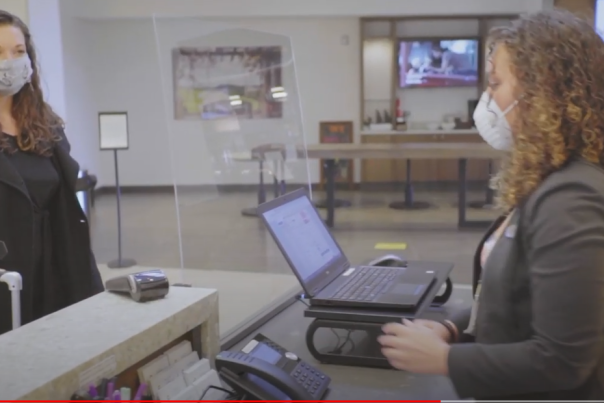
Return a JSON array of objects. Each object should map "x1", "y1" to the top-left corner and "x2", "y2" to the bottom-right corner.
[
  {"x1": 0, "y1": 270, "x2": 22, "y2": 329},
  {"x1": 0, "y1": 270, "x2": 22, "y2": 290}
]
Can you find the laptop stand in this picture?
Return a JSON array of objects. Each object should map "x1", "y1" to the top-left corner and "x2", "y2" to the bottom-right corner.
[{"x1": 303, "y1": 261, "x2": 453, "y2": 369}]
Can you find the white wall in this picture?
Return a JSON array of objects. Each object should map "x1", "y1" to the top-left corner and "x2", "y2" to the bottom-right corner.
[
  {"x1": 28, "y1": 0, "x2": 66, "y2": 119},
  {"x1": 363, "y1": 39, "x2": 393, "y2": 124},
  {"x1": 82, "y1": 18, "x2": 359, "y2": 187},
  {"x1": 0, "y1": 0, "x2": 27, "y2": 21},
  {"x1": 59, "y1": 11, "x2": 99, "y2": 174},
  {"x1": 62, "y1": 0, "x2": 544, "y2": 19}
]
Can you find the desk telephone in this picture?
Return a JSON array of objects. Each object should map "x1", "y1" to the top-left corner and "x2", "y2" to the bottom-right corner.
[{"x1": 216, "y1": 334, "x2": 331, "y2": 400}]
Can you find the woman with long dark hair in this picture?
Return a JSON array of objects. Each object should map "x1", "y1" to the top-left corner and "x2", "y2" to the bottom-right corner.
[{"x1": 0, "y1": 10, "x2": 103, "y2": 335}]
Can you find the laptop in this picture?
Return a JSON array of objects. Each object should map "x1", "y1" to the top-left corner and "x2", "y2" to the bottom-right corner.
[{"x1": 257, "y1": 188, "x2": 436, "y2": 310}]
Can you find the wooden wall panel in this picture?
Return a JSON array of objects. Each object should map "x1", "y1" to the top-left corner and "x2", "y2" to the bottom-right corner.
[
  {"x1": 360, "y1": 134, "x2": 491, "y2": 183},
  {"x1": 554, "y1": 0, "x2": 596, "y2": 25}
]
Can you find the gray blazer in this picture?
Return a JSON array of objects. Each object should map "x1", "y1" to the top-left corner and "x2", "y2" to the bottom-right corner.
[{"x1": 447, "y1": 158, "x2": 604, "y2": 400}]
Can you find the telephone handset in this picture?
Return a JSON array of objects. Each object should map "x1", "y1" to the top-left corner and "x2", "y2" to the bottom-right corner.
[{"x1": 216, "y1": 334, "x2": 330, "y2": 401}]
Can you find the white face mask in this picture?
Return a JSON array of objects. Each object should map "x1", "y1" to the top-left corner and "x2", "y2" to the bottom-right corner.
[
  {"x1": 473, "y1": 91, "x2": 518, "y2": 151},
  {"x1": 0, "y1": 56, "x2": 32, "y2": 97}
]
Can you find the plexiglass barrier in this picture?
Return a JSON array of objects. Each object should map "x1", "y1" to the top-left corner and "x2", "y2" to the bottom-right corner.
[{"x1": 153, "y1": 17, "x2": 310, "y2": 336}]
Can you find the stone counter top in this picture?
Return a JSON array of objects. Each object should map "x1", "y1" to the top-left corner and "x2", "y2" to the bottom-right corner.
[{"x1": 0, "y1": 287, "x2": 219, "y2": 399}]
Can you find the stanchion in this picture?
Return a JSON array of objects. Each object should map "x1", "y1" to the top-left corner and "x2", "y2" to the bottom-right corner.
[
  {"x1": 99, "y1": 112, "x2": 136, "y2": 269},
  {"x1": 107, "y1": 149, "x2": 136, "y2": 269}
]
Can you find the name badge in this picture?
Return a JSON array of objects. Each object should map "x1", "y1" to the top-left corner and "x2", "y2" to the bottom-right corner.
[{"x1": 505, "y1": 224, "x2": 517, "y2": 239}]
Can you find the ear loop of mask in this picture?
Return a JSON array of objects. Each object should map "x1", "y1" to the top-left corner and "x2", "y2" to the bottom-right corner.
[{"x1": 487, "y1": 96, "x2": 518, "y2": 128}]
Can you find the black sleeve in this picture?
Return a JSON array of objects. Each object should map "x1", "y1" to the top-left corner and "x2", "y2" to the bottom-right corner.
[
  {"x1": 89, "y1": 251, "x2": 104, "y2": 293},
  {"x1": 447, "y1": 182, "x2": 604, "y2": 398},
  {"x1": 447, "y1": 307, "x2": 472, "y2": 342},
  {"x1": 56, "y1": 127, "x2": 103, "y2": 293}
]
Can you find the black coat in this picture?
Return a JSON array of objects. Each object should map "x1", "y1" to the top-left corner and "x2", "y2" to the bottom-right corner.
[{"x1": 0, "y1": 129, "x2": 103, "y2": 335}]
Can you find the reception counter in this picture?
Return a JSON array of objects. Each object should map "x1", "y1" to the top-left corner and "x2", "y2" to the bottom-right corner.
[{"x1": 0, "y1": 287, "x2": 219, "y2": 400}]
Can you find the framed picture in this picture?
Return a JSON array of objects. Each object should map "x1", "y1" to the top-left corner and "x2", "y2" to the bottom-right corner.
[
  {"x1": 172, "y1": 46, "x2": 283, "y2": 121},
  {"x1": 319, "y1": 121, "x2": 354, "y2": 190},
  {"x1": 99, "y1": 112, "x2": 129, "y2": 151}
]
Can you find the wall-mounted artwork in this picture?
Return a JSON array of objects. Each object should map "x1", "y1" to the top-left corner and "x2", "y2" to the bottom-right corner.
[{"x1": 172, "y1": 46, "x2": 284, "y2": 121}]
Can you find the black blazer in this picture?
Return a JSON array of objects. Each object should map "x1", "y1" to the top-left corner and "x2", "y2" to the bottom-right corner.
[
  {"x1": 446, "y1": 158, "x2": 604, "y2": 400},
  {"x1": 0, "y1": 129, "x2": 103, "y2": 335}
]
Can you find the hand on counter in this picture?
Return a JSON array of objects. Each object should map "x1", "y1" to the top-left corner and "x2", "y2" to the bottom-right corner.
[{"x1": 378, "y1": 319, "x2": 450, "y2": 376}]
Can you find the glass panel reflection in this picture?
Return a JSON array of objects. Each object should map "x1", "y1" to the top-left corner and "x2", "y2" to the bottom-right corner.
[{"x1": 153, "y1": 17, "x2": 310, "y2": 336}]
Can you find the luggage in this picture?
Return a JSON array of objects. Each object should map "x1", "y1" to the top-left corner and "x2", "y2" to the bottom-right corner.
[{"x1": 0, "y1": 241, "x2": 21, "y2": 329}]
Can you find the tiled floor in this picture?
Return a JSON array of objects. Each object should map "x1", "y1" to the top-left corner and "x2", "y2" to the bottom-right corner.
[{"x1": 91, "y1": 189, "x2": 499, "y2": 334}]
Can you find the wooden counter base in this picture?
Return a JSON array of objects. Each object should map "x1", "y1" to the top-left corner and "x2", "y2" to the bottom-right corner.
[{"x1": 360, "y1": 133, "x2": 496, "y2": 183}]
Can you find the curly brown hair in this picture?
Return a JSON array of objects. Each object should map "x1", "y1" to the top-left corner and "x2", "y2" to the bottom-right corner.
[
  {"x1": 488, "y1": 9, "x2": 604, "y2": 210},
  {"x1": 0, "y1": 10, "x2": 63, "y2": 156}
]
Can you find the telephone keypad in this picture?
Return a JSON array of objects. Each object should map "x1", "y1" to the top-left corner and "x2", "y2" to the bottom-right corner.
[
  {"x1": 253, "y1": 334, "x2": 330, "y2": 398},
  {"x1": 292, "y1": 362, "x2": 328, "y2": 397}
]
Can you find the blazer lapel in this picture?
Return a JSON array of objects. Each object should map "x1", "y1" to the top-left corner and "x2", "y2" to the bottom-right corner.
[
  {"x1": 0, "y1": 152, "x2": 30, "y2": 198},
  {"x1": 472, "y1": 214, "x2": 508, "y2": 293}
]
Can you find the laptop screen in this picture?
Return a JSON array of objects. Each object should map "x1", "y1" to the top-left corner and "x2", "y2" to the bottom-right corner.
[{"x1": 261, "y1": 194, "x2": 344, "y2": 284}]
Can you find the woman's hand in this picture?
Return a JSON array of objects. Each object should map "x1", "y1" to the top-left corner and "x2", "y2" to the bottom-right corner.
[
  {"x1": 413, "y1": 319, "x2": 452, "y2": 343},
  {"x1": 378, "y1": 319, "x2": 451, "y2": 375}
]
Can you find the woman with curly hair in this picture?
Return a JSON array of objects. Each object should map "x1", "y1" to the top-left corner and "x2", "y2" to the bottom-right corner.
[
  {"x1": 0, "y1": 10, "x2": 103, "y2": 336},
  {"x1": 378, "y1": 9, "x2": 604, "y2": 400}
]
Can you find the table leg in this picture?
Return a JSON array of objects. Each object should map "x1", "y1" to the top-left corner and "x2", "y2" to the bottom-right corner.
[
  {"x1": 258, "y1": 160, "x2": 266, "y2": 204},
  {"x1": 241, "y1": 160, "x2": 266, "y2": 217},
  {"x1": 389, "y1": 159, "x2": 431, "y2": 210},
  {"x1": 273, "y1": 176, "x2": 279, "y2": 198},
  {"x1": 458, "y1": 158, "x2": 491, "y2": 229},
  {"x1": 315, "y1": 160, "x2": 352, "y2": 210},
  {"x1": 324, "y1": 159, "x2": 336, "y2": 228},
  {"x1": 279, "y1": 160, "x2": 286, "y2": 196},
  {"x1": 485, "y1": 160, "x2": 494, "y2": 205},
  {"x1": 458, "y1": 158, "x2": 467, "y2": 227},
  {"x1": 467, "y1": 159, "x2": 494, "y2": 209}
]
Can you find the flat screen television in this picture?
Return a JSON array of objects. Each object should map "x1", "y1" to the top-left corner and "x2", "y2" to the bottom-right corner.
[{"x1": 398, "y1": 39, "x2": 480, "y2": 88}]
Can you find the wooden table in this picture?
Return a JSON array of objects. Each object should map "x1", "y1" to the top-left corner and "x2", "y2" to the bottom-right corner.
[{"x1": 299, "y1": 142, "x2": 504, "y2": 228}]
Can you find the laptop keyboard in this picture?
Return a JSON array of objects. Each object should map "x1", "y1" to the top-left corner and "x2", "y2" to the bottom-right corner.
[{"x1": 331, "y1": 266, "x2": 399, "y2": 301}]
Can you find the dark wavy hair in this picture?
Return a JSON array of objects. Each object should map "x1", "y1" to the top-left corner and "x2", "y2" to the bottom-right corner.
[
  {"x1": 0, "y1": 10, "x2": 63, "y2": 156},
  {"x1": 488, "y1": 10, "x2": 604, "y2": 210}
]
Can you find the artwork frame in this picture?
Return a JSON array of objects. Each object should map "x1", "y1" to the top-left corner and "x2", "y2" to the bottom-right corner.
[{"x1": 172, "y1": 46, "x2": 284, "y2": 121}]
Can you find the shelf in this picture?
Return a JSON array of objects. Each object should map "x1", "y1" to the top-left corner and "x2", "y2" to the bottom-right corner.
[{"x1": 360, "y1": 129, "x2": 479, "y2": 136}]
